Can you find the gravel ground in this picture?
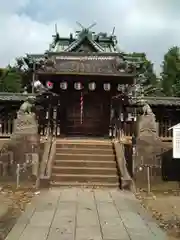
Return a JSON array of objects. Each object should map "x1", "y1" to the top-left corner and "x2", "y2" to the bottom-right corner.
[
  {"x1": 0, "y1": 184, "x2": 36, "y2": 240},
  {"x1": 136, "y1": 188, "x2": 180, "y2": 240}
]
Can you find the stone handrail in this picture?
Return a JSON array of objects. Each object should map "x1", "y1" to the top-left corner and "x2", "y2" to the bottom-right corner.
[
  {"x1": 45, "y1": 139, "x2": 56, "y2": 178},
  {"x1": 39, "y1": 136, "x2": 56, "y2": 187},
  {"x1": 39, "y1": 135, "x2": 54, "y2": 177},
  {"x1": 113, "y1": 140, "x2": 135, "y2": 191}
]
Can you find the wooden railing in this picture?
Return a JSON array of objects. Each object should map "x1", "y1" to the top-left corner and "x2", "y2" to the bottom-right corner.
[
  {"x1": 158, "y1": 120, "x2": 175, "y2": 139},
  {"x1": 0, "y1": 118, "x2": 61, "y2": 138},
  {"x1": 38, "y1": 122, "x2": 61, "y2": 137},
  {"x1": 113, "y1": 119, "x2": 175, "y2": 141},
  {"x1": 122, "y1": 121, "x2": 134, "y2": 137},
  {"x1": 0, "y1": 119, "x2": 14, "y2": 137},
  {"x1": 0, "y1": 117, "x2": 176, "y2": 140}
]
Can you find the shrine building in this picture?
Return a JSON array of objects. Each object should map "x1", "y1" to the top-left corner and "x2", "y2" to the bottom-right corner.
[
  {"x1": 25, "y1": 24, "x2": 144, "y2": 137},
  {"x1": 0, "y1": 24, "x2": 180, "y2": 140}
]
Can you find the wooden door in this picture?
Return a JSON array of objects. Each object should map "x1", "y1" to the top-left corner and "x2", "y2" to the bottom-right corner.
[{"x1": 61, "y1": 91, "x2": 110, "y2": 136}]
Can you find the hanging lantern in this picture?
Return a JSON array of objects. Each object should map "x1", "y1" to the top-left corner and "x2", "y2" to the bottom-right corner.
[
  {"x1": 60, "y1": 81, "x2": 68, "y2": 90},
  {"x1": 46, "y1": 81, "x2": 53, "y2": 89},
  {"x1": 117, "y1": 84, "x2": 124, "y2": 92},
  {"x1": 88, "y1": 82, "x2": 96, "y2": 91},
  {"x1": 74, "y1": 82, "x2": 82, "y2": 90},
  {"x1": 103, "y1": 83, "x2": 111, "y2": 91},
  {"x1": 33, "y1": 80, "x2": 42, "y2": 88},
  {"x1": 128, "y1": 85, "x2": 134, "y2": 96}
]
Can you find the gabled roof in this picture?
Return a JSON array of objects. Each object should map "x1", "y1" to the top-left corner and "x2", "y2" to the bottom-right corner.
[
  {"x1": 25, "y1": 25, "x2": 145, "y2": 77},
  {"x1": 64, "y1": 34, "x2": 105, "y2": 52},
  {"x1": 49, "y1": 26, "x2": 118, "y2": 53}
]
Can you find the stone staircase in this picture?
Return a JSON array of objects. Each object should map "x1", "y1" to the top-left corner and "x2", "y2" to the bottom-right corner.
[{"x1": 50, "y1": 139, "x2": 121, "y2": 188}]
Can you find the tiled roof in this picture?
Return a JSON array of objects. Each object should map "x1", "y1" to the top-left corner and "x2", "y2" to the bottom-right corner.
[
  {"x1": 0, "y1": 93, "x2": 180, "y2": 106},
  {"x1": 0, "y1": 93, "x2": 36, "y2": 102},
  {"x1": 133, "y1": 97, "x2": 180, "y2": 106}
]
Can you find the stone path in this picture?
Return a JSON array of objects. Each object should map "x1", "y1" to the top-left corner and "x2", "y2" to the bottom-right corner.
[{"x1": 6, "y1": 188, "x2": 168, "y2": 240}]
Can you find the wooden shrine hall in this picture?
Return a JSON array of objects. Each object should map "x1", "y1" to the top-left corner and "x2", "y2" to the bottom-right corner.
[
  {"x1": 0, "y1": 24, "x2": 179, "y2": 140},
  {"x1": 25, "y1": 24, "x2": 144, "y2": 137},
  {"x1": 1, "y1": 24, "x2": 180, "y2": 190}
]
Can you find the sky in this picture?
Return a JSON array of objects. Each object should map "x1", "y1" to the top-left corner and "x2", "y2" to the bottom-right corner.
[{"x1": 0, "y1": 0, "x2": 180, "y2": 73}]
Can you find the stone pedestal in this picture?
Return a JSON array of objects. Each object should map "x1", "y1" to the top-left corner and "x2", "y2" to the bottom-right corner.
[
  {"x1": 10, "y1": 113, "x2": 40, "y2": 178},
  {"x1": 137, "y1": 114, "x2": 157, "y2": 136},
  {"x1": 135, "y1": 113, "x2": 165, "y2": 169}
]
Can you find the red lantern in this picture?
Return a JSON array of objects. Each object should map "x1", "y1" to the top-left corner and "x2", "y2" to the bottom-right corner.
[{"x1": 46, "y1": 81, "x2": 53, "y2": 89}]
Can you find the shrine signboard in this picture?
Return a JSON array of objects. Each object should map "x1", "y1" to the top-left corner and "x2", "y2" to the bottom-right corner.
[{"x1": 169, "y1": 124, "x2": 180, "y2": 158}]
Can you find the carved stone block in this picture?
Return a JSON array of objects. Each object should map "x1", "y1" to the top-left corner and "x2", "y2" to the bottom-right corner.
[{"x1": 135, "y1": 112, "x2": 165, "y2": 170}]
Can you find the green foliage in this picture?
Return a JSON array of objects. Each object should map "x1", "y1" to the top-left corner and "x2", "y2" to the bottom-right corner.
[
  {"x1": 141, "y1": 60, "x2": 157, "y2": 87},
  {"x1": 0, "y1": 56, "x2": 34, "y2": 93},
  {"x1": 161, "y1": 46, "x2": 180, "y2": 96},
  {"x1": 127, "y1": 52, "x2": 159, "y2": 96},
  {"x1": 0, "y1": 67, "x2": 22, "y2": 92}
]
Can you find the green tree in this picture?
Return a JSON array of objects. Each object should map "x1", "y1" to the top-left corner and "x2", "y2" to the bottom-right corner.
[
  {"x1": 15, "y1": 57, "x2": 33, "y2": 90},
  {"x1": 127, "y1": 52, "x2": 159, "y2": 96},
  {"x1": 0, "y1": 67, "x2": 22, "y2": 92},
  {"x1": 0, "y1": 55, "x2": 34, "y2": 93},
  {"x1": 161, "y1": 46, "x2": 180, "y2": 96},
  {"x1": 141, "y1": 60, "x2": 157, "y2": 87}
]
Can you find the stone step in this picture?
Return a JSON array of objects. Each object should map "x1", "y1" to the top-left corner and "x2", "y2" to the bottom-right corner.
[
  {"x1": 55, "y1": 153, "x2": 115, "y2": 161},
  {"x1": 51, "y1": 181, "x2": 120, "y2": 188},
  {"x1": 50, "y1": 139, "x2": 119, "y2": 189},
  {"x1": 54, "y1": 160, "x2": 117, "y2": 168},
  {"x1": 56, "y1": 148, "x2": 114, "y2": 155},
  {"x1": 52, "y1": 166, "x2": 117, "y2": 175},
  {"x1": 56, "y1": 143, "x2": 113, "y2": 150},
  {"x1": 51, "y1": 174, "x2": 119, "y2": 183},
  {"x1": 56, "y1": 139, "x2": 112, "y2": 143}
]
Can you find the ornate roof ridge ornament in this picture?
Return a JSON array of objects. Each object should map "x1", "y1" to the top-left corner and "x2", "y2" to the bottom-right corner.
[{"x1": 75, "y1": 22, "x2": 97, "y2": 37}]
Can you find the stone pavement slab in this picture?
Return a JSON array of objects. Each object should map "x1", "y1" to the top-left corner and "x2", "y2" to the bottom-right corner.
[{"x1": 5, "y1": 188, "x2": 168, "y2": 240}]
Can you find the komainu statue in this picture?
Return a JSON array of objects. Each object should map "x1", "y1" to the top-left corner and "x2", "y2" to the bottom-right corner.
[
  {"x1": 142, "y1": 102, "x2": 154, "y2": 116},
  {"x1": 0, "y1": 96, "x2": 41, "y2": 181},
  {"x1": 12, "y1": 96, "x2": 40, "y2": 179},
  {"x1": 18, "y1": 96, "x2": 35, "y2": 115},
  {"x1": 134, "y1": 100, "x2": 165, "y2": 184}
]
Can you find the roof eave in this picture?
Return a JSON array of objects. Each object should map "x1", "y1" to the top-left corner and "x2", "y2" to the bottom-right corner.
[{"x1": 37, "y1": 71, "x2": 135, "y2": 77}]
